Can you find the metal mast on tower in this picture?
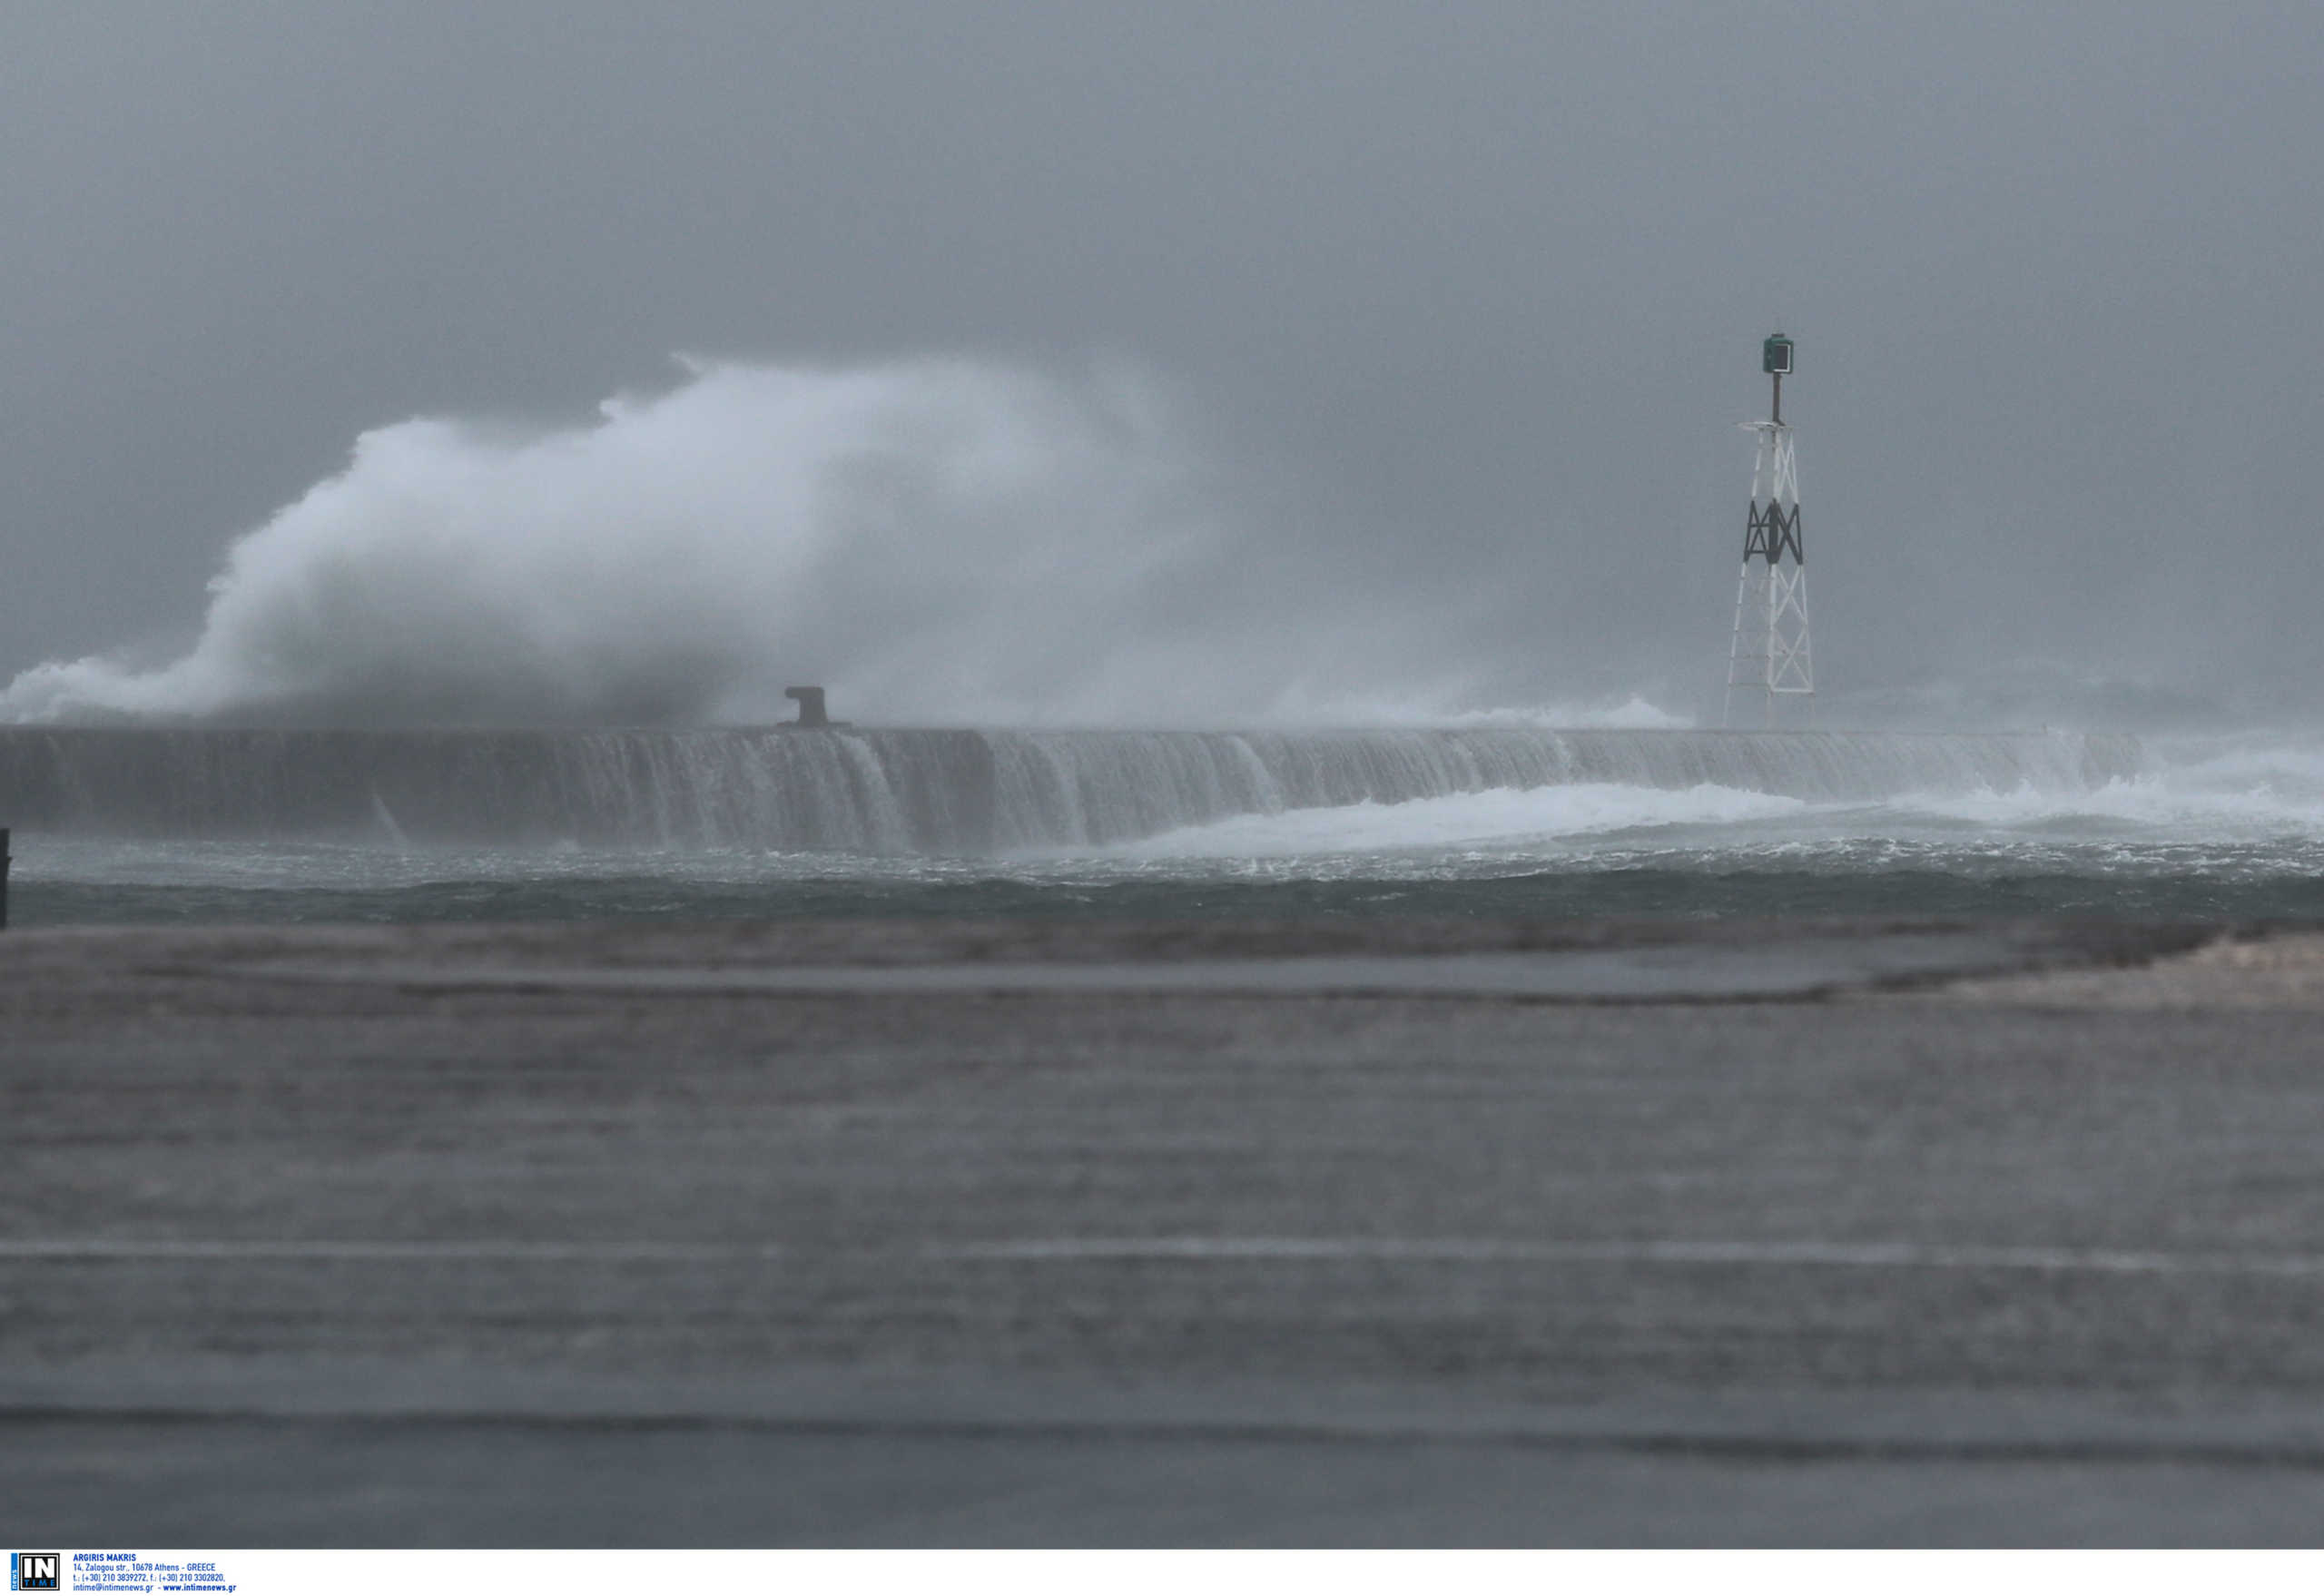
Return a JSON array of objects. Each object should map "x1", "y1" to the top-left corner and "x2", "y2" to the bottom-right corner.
[{"x1": 1724, "y1": 331, "x2": 1813, "y2": 727}]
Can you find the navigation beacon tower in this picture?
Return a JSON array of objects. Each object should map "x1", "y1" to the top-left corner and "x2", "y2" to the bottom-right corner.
[{"x1": 1723, "y1": 331, "x2": 1813, "y2": 727}]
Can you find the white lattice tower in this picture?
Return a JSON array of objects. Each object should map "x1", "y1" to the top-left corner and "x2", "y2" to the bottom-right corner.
[{"x1": 1724, "y1": 332, "x2": 1813, "y2": 727}]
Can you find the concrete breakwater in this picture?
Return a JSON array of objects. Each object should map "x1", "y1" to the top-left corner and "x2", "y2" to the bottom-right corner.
[{"x1": 0, "y1": 727, "x2": 2143, "y2": 852}]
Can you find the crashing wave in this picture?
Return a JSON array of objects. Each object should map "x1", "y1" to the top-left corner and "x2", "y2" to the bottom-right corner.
[{"x1": 0, "y1": 726, "x2": 2145, "y2": 852}]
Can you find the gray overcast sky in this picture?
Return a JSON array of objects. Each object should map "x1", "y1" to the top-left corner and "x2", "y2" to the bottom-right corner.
[{"x1": 2, "y1": 1, "x2": 2319, "y2": 724}]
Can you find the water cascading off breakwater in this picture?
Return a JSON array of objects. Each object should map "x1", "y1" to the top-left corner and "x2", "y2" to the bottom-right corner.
[{"x1": 0, "y1": 728, "x2": 2145, "y2": 853}]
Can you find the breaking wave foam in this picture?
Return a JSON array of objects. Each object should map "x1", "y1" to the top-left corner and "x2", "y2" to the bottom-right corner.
[
  {"x1": 0, "y1": 358, "x2": 1460, "y2": 729},
  {"x1": 1097, "y1": 731, "x2": 2324, "y2": 862},
  {"x1": 1116, "y1": 782, "x2": 1807, "y2": 858}
]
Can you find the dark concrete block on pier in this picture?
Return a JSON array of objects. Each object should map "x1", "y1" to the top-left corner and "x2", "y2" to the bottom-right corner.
[{"x1": 780, "y1": 685, "x2": 849, "y2": 729}]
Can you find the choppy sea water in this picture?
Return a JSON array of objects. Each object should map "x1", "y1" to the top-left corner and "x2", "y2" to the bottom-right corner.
[{"x1": 12, "y1": 733, "x2": 2324, "y2": 923}]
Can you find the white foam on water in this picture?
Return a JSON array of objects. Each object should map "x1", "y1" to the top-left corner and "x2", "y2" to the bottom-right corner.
[
  {"x1": 1436, "y1": 695, "x2": 1696, "y2": 731},
  {"x1": 1879, "y1": 734, "x2": 2324, "y2": 837},
  {"x1": 1111, "y1": 782, "x2": 1812, "y2": 859},
  {"x1": 1886, "y1": 778, "x2": 2324, "y2": 834},
  {"x1": 1077, "y1": 730, "x2": 2324, "y2": 866},
  {"x1": 1287, "y1": 694, "x2": 1698, "y2": 731}
]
